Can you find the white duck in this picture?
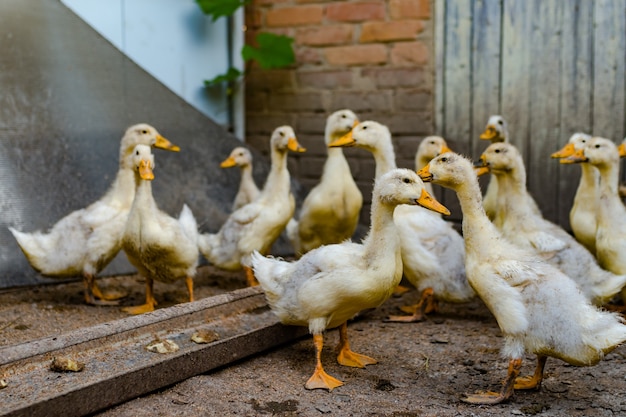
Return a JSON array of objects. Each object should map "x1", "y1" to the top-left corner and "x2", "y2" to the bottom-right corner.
[
  {"x1": 289, "y1": 109, "x2": 362, "y2": 256},
  {"x1": 121, "y1": 145, "x2": 199, "y2": 315},
  {"x1": 479, "y1": 115, "x2": 509, "y2": 220},
  {"x1": 199, "y1": 126, "x2": 305, "y2": 286},
  {"x1": 478, "y1": 141, "x2": 626, "y2": 306},
  {"x1": 9, "y1": 124, "x2": 180, "y2": 305},
  {"x1": 551, "y1": 133, "x2": 598, "y2": 254},
  {"x1": 220, "y1": 146, "x2": 260, "y2": 211},
  {"x1": 251, "y1": 168, "x2": 450, "y2": 391},
  {"x1": 330, "y1": 123, "x2": 473, "y2": 322},
  {"x1": 418, "y1": 152, "x2": 626, "y2": 405},
  {"x1": 566, "y1": 137, "x2": 626, "y2": 302}
]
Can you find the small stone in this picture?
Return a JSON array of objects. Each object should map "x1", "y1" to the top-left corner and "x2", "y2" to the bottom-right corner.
[
  {"x1": 50, "y1": 357, "x2": 85, "y2": 372},
  {"x1": 0, "y1": 379, "x2": 8, "y2": 389},
  {"x1": 146, "y1": 339, "x2": 180, "y2": 354},
  {"x1": 191, "y1": 329, "x2": 220, "y2": 344}
]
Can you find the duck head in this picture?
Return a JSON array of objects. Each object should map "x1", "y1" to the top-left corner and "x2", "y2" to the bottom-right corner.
[
  {"x1": 220, "y1": 146, "x2": 253, "y2": 168},
  {"x1": 479, "y1": 115, "x2": 509, "y2": 143},
  {"x1": 271, "y1": 126, "x2": 306, "y2": 153}
]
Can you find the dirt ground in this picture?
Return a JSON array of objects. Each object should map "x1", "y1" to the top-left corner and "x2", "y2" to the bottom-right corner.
[{"x1": 2, "y1": 267, "x2": 626, "y2": 417}]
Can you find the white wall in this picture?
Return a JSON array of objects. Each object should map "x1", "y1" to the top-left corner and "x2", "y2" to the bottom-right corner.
[{"x1": 62, "y1": 0, "x2": 244, "y2": 138}]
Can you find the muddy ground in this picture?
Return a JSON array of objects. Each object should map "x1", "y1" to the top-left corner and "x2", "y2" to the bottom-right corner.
[{"x1": 2, "y1": 266, "x2": 626, "y2": 417}]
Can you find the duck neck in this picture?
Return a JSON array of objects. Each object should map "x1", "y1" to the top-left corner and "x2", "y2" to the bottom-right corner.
[
  {"x1": 239, "y1": 164, "x2": 258, "y2": 195},
  {"x1": 131, "y1": 175, "x2": 158, "y2": 218},
  {"x1": 456, "y1": 179, "x2": 498, "y2": 249},
  {"x1": 362, "y1": 198, "x2": 401, "y2": 269},
  {"x1": 596, "y1": 161, "x2": 619, "y2": 196},
  {"x1": 578, "y1": 163, "x2": 599, "y2": 195},
  {"x1": 262, "y1": 147, "x2": 290, "y2": 196},
  {"x1": 322, "y1": 147, "x2": 351, "y2": 179},
  {"x1": 372, "y1": 143, "x2": 397, "y2": 180},
  {"x1": 492, "y1": 170, "x2": 535, "y2": 226},
  {"x1": 100, "y1": 160, "x2": 136, "y2": 209}
]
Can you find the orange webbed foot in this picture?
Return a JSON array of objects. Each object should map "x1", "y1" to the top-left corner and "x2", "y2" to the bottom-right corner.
[
  {"x1": 122, "y1": 303, "x2": 155, "y2": 315},
  {"x1": 305, "y1": 369, "x2": 344, "y2": 391},
  {"x1": 337, "y1": 349, "x2": 377, "y2": 368}
]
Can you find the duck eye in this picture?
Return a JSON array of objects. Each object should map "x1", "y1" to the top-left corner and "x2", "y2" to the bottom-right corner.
[
  {"x1": 595, "y1": 144, "x2": 601, "y2": 148},
  {"x1": 362, "y1": 125, "x2": 368, "y2": 130},
  {"x1": 403, "y1": 178, "x2": 411, "y2": 184},
  {"x1": 135, "y1": 150, "x2": 139, "y2": 155},
  {"x1": 279, "y1": 131, "x2": 285, "y2": 137},
  {"x1": 141, "y1": 130, "x2": 148, "y2": 134},
  {"x1": 495, "y1": 149, "x2": 500, "y2": 153},
  {"x1": 341, "y1": 114, "x2": 346, "y2": 118},
  {"x1": 441, "y1": 157, "x2": 448, "y2": 162},
  {"x1": 497, "y1": 120, "x2": 503, "y2": 125}
]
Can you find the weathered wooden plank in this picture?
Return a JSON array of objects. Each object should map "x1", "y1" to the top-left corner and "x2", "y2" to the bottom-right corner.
[
  {"x1": 441, "y1": 0, "x2": 473, "y2": 221},
  {"x1": 470, "y1": 0, "x2": 502, "y2": 158},
  {"x1": 556, "y1": 0, "x2": 595, "y2": 230},
  {"x1": 434, "y1": 0, "x2": 446, "y2": 137},
  {"x1": 526, "y1": 0, "x2": 563, "y2": 223},
  {"x1": 593, "y1": 0, "x2": 626, "y2": 142},
  {"x1": 500, "y1": 0, "x2": 533, "y2": 161}
]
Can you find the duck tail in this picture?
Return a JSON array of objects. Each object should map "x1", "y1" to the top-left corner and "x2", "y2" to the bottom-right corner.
[
  {"x1": 250, "y1": 250, "x2": 286, "y2": 298},
  {"x1": 178, "y1": 204, "x2": 199, "y2": 244},
  {"x1": 8, "y1": 227, "x2": 47, "y2": 272}
]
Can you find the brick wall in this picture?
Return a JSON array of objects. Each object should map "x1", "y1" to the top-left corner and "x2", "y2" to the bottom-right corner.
[{"x1": 244, "y1": 0, "x2": 435, "y2": 227}]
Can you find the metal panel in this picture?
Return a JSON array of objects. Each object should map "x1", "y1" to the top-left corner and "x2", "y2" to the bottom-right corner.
[{"x1": 0, "y1": 0, "x2": 288, "y2": 288}]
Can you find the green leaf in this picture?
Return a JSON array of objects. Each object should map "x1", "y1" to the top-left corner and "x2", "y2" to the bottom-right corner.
[
  {"x1": 203, "y1": 67, "x2": 242, "y2": 87},
  {"x1": 242, "y1": 33, "x2": 295, "y2": 69},
  {"x1": 196, "y1": 0, "x2": 248, "y2": 21}
]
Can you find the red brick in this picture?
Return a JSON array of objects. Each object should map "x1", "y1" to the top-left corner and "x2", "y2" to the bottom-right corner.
[
  {"x1": 268, "y1": 92, "x2": 326, "y2": 111},
  {"x1": 376, "y1": 111, "x2": 433, "y2": 134},
  {"x1": 245, "y1": 8, "x2": 263, "y2": 29},
  {"x1": 390, "y1": 0, "x2": 431, "y2": 19},
  {"x1": 296, "y1": 70, "x2": 353, "y2": 89},
  {"x1": 245, "y1": 92, "x2": 269, "y2": 112},
  {"x1": 362, "y1": 67, "x2": 426, "y2": 88},
  {"x1": 246, "y1": 69, "x2": 296, "y2": 92},
  {"x1": 395, "y1": 90, "x2": 432, "y2": 112},
  {"x1": 360, "y1": 20, "x2": 425, "y2": 43},
  {"x1": 266, "y1": 6, "x2": 324, "y2": 27},
  {"x1": 247, "y1": 115, "x2": 297, "y2": 135},
  {"x1": 326, "y1": 1, "x2": 385, "y2": 22},
  {"x1": 256, "y1": 0, "x2": 291, "y2": 6},
  {"x1": 391, "y1": 41, "x2": 430, "y2": 65},
  {"x1": 296, "y1": 114, "x2": 328, "y2": 133},
  {"x1": 325, "y1": 44, "x2": 387, "y2": 66},
  {"x1": 296, "y1": 25, "x2": 353, "y2": 46},
  {"x1": 330, "y1": 91, "x2": 392, "y2": 112},
  {"x1": 295, "y1": 47, "x2": 323, "y2": 65}
]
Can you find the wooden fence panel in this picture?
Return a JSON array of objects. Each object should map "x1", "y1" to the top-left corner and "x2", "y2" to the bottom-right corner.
[{"x1": 436, "y1": 0, "x2": 626, "y2": 228}]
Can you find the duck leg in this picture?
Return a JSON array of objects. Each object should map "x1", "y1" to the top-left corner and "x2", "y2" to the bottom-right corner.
[
  {"x1": 185, "y1": 276, "x2": 195, "y2": 302},
  {"x1": 122, "y1": 277, "x2": 157, "y2": 315},
  {"x1": 83, "y1": 273, "x2": 125, "y2": 306},
  {"x1": 386, "y1": 288, "x2": 435, "y2": 323},
  {"x1": 336, "y1": 322, "x2": 377, "y2": 368},
  {"x1": 305, "y1": 334, "x2": 344, "y2": 391},
  {"x1": 462, "y1": 358, "x2": 521, "y2": 405},
  {"x1": 514, "y1": 355, "x2": 547, "y2": 390},
  {"x1": 244, "y1": 266, "x2": 259, "y2": 286}
]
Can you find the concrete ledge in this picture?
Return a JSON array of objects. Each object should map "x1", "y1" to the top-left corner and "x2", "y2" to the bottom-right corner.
[{"x1": 0, "y1": 287, "x2": 307, "y2": 417}]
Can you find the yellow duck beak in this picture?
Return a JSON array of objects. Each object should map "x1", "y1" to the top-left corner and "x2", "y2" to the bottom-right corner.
[
  {"x1": 440, "y1": 144, "x2": 454, "y2": 154},
  {"x1": 220, "y1": 156, "x2": 237, "y2": 168},
  {"x1": 474, "y1": 155, "x2": 490, "y2": 176},
  {"x1": 287, "y1": 137, "x2": 306, "y2": 153},
  {"x1": 154, "y1": 134, "x2": 180, "y2": 152},
  {"x1": 139, "y1": 159, "x2": 154, "y2": 180},
  {"x1": 480, "y1": 126, "x2": 497, "y2": 140},
  {"x1": 618, "y1": 143, "x2": 626, "y2": 158},
  {"x1": 561, "y1": 148, "x2": 587, "y2": 164},
  {"x1": 416, "y1": 189, "x2": 450, "y2": 216},
  {"x1": 417, "y1": 164, "x2": 433, "y2": 182},
  {"x1": 328, "y1": 130, "x2": 355, "y2": 147},
  {"x1": 551, "y1": 143, "x2": 576, "y2": 159}
]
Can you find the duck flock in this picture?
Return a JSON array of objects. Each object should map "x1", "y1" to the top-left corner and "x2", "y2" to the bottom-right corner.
[{"x1": 9, "y1": 110, "x2": 626, "y2": 405}]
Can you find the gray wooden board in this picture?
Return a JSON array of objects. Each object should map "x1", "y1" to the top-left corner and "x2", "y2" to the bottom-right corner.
[
  {"x1": 436, "y1": 0, "x2": 626, "y2": 230},
  {"x1": 0, "y1": 0, "x2": 298, "y2": 288},
  {"x1": 0, "y1": 287, "x2": 308, "y2": 417}
]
